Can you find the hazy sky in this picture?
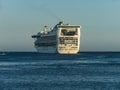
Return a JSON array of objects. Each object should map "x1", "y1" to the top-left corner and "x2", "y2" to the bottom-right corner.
[{"x1": 0, "y1": 0, "x2": 120, "y2": 51}]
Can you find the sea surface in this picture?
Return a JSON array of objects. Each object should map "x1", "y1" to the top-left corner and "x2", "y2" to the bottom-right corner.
[{"x1": 0, "y1": 52, "x2": 120, "y2": 90}]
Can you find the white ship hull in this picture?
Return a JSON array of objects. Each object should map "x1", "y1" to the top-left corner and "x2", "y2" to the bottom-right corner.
[
  {"x1": 58, "y1": 45, "x2": 80, "y2": 54},
  {"x1": 35, "y1": 46, "x2": 57, "y2": 53}
]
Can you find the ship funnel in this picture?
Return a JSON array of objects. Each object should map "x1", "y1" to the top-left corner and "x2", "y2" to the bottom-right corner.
[{"x1": 58, "y1": 21, "x2": 63, "y2": 25}]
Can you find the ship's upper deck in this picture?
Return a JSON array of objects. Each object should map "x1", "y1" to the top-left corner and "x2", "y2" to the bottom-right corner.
[{"x1": 32, "y1": 21, "x2": 81, "y2": 38}]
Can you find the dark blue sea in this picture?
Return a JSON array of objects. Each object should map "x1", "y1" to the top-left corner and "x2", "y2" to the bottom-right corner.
[{"x1": 0, "y1": 52, "x2": 120, "y2": 90}]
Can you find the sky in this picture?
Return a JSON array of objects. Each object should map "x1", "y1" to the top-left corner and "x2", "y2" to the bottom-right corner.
[{"x1": 0, "y1": 0, "x2": 120, "y2": 51}]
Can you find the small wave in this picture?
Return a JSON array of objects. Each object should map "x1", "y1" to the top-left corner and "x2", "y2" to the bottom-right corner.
[
  {"x1": 96, "y1": 55, "x2": 106, "y2": 59},
  {"x1": 0, "y1": 59, "x2": 120, "y2": 67},
  {"x1": 1, "y1": 75, "x2": 120, "y2": 83},
  {"x1": 0, "y1": 67, "x2": 20, "y2": 70},
  {"x1": 0, "y1": 62, "x2": 30, "y2": 66}
]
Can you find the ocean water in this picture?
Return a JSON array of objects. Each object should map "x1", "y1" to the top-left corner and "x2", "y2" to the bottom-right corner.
[{"x1": 0, "y1": 52, "x2": 120, "y2": 90}]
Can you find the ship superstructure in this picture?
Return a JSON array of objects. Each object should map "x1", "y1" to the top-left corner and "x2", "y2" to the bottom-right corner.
[{"x1": 32, "y1": 22, "x2": 81, "y2": 54}]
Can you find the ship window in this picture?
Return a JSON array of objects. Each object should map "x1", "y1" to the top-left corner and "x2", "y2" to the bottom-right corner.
[
  {"x1": 61, "y1": 28, "x2": 77, "y2": 36},
  {"x1": 35, "y1": 43, "x2": 56, "y2": 46}
]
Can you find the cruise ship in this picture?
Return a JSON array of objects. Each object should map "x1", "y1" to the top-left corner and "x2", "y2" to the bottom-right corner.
[{"x1": 32, "y1": 22, "x2": 81, "y2": 54}]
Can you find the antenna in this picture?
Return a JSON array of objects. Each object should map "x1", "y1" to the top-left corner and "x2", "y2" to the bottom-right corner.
[{"x1": 41, "y1": 6, "x2": 62, "y2": 21}]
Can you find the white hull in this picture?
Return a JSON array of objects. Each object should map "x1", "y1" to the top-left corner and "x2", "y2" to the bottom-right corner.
[
  {"x1": 35, "y1": 46, "x2": 57, "y2": 53},
  {"x1": 58, "y1": 45, "x2": 79, "y2": 54}
]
